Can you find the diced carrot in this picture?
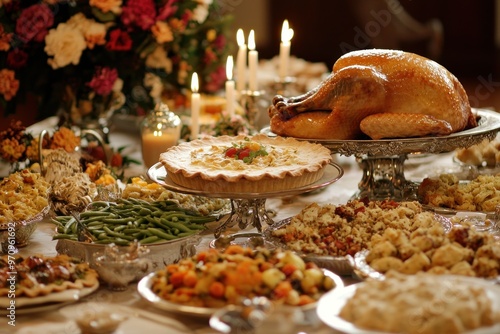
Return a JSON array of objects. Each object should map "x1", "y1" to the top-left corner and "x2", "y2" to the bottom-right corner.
[
  {"x1": 224, "y1": 244, "x2": 245, "y2": 255},
  {"x1": 166, "y1": 263, "x2": 179, "y2": 274},
  {"x1": 196, "y1": 251, "x2": 208, "y2": 262},
  {"x1": 281, "y1": 263, "x2": 297, "y2": 276},
  {"x1": 183, "y1": 270, "x2": 198, "y2": 287},
  {"x1": 297, "y1": 294, "x2": 316, "y2": 306},
  {"x1": 169, "y1": 271, "x2": 186, "y2": 288},
  {"x1": 259, "y1": 261, "x2": 274, "y2": 271},
  {"x1": 209, "y1": 281, "x2": 226, "y2": 299},
  {"x1": 273, "y1": 281, "x2": 292, "y2": 299}
]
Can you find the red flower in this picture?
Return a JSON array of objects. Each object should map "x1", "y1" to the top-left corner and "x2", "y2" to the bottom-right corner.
[
  {"x1": 106, "y1": 29, "x2": 132, "y2": 51},
  {"x1": 181, "y1": 10, "x2": 193, "y2": 24},
  {"x1": 203, "y1": 48, "x2": 217, "y2": 64},
  {"x1": 203, "y1": 66, "x2": 225, "y2": 93},
  {"x1": 87, "y1": 67, "x2": 119, "y2": 96},
  {"x1": 121, "y1": 0, "x2": 156, "y2": 30},
  {"x1": 15, "y1": 4, "x2": 54, "y2": 43},
  {"x1": 6, "y1": 49, "x2": 28, "y2": 69},
  {"x1": 213, "y1": 34, "x2": 226, "y2": 51},
  {"x1": 157, "y1": 0, "x2": 178, "y2": 21}
]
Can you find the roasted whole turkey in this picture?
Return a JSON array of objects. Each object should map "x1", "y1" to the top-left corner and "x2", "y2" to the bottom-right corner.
[{"x1": 268, "y1": 49, "x2": 477, "y2": 140}]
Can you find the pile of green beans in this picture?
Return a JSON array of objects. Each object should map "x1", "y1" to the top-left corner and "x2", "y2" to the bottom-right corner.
[{"x1": 51, "y1": 198, "x2": 216, "y2": 246}]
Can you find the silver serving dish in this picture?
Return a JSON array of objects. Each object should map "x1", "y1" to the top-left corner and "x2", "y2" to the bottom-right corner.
[
  {"x1": 262, "y1": 108, "x2": 500, "y2": 200},
  {"x1": 56, "y1": 232, "x2": 201, "y2": 273},
  {"x1": 0, "y1": 205, "x2": 50, "y2": 253},
  {"x1": 262, "y1": 108, "x2": 500, "y2": 156},
  {"x1": 263, "y1": 218, "x2": 354, "y2": 276},
  {"x1": 349, "y1": 249, "x2": 385, "y2": 281}
]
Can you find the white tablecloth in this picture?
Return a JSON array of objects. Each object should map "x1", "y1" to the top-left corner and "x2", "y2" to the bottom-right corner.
[{"x1": 4, "y1": 117, "x2": 459, "y2": 334}]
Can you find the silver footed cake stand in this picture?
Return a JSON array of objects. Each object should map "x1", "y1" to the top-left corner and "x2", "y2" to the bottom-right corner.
[
  {"x1": 147, "y1": 162, "x2": 343, "y2": 237},
  {"x1": 262, "y1": 108, "x2": 500, "y2": 200}
]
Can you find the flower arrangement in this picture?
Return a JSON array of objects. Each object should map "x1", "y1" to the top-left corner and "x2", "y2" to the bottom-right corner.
[
  {"x1": 0, "y1": 119, "x2": 140, "y2": 180},
  {"x1": 0, "y1": 0, "x2": 233, "y2": 124}
]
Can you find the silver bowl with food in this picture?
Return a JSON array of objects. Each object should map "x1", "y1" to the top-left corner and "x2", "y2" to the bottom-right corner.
[{"x1": 0, "y1": 205, "x2": 50, "y2": 253}]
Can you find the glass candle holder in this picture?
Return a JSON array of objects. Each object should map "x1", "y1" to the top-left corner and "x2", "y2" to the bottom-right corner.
[{"x1": 141, "y1": 102, "x2": 182, "y2": 169}]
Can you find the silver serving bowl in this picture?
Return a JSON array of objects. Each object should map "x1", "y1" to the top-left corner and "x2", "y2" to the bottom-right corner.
[
  {"x1": 55, "y1": 232, "x2": 202, "y2": 273},
  {"x1": 0, "y1": 205, "x2": 50, "y2": 253}
]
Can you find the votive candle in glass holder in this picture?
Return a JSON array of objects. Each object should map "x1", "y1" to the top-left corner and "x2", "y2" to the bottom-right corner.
[{"x1": 141, "y1": 102, "x2": 181, "y2": 169}]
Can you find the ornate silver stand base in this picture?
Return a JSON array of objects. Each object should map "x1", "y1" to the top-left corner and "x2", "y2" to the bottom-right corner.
[
  {"x1": 214, "y1": 198, "x2": 276, "y2": 238},
  {"x1": 356, "y1": 154, "x2": 418, "y2": 200}
]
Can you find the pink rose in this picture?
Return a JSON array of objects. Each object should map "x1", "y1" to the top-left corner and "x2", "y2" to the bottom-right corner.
[
  {"x1": 87, "y1": 67, "x2": 119, "y2": 96},
  {"x1": 121, "y1": 0, "x2": 156, "y2": 30},
  {"x1": 157, "y1": 0, "x2": 178, "y2": 21},
  {"x1": 15, "y1": 4, "x2": 54, "y2": 43}
]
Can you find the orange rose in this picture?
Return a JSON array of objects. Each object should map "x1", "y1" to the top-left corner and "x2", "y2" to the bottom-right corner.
[
  {"x1": 89, "y1": 0, "x2": 122, "y2": 14},
  {"x1": 0, "y1": 69, "x2": 20, "y2": 101},
  {"x1": 151, "y1": 21, "x2": 173, "y2": 44},
  {"x1": 0, "y1": 26, "x2": 12, "y2": 51}
]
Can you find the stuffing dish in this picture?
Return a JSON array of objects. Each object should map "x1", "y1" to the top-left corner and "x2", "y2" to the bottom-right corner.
[{"x1": 268, "y1": 199, "x2": 451, "y2": 258}]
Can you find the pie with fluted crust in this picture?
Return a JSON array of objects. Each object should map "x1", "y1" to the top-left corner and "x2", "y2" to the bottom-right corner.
[
  {"x1": 0, "y1": 254, "x2": 99, "y2": 298},
  {"x1": 159, "y1": 134, "x2": 332, "y2": 193}
]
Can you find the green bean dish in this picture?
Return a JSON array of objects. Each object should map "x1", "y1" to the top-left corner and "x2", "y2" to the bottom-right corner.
[{"x1": 51, "y1": 198, "x2": 217, "y2": 246}]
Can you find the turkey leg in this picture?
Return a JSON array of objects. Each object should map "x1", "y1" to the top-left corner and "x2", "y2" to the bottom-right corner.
[{"x1": 269, "y1": 66, "x2": 387, "y2": 139}]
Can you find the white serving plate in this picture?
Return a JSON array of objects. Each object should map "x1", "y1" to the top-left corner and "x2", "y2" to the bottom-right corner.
[
  {"x1": 137, "y1": 269, "x2": 344, "y2": 318},
  {"x1": 317, "y1": 275, "x2": 500, "y2": 334},
  {"x1": 0, "y1": 282, "x2": 98, "y2": 315}
]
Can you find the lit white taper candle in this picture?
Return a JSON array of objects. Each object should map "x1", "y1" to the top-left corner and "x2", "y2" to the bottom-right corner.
[
  {"x1": 247, "y1": 30, "x2": 258, "y2": 92},
  {"x1": 190, "y1": 72, "x2": 200, "y2": 140},
  {"x1": 225, "y1": 55, "x2": 235, "y2": 117},
  {"x1": 279, "y1": 20, "x2": 294, "y2": 80},
  {"x1": 236, "y1": 29, "x2": 247, "y2": 92}
]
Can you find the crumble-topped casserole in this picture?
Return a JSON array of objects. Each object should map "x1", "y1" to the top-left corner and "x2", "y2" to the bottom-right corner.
[{"x1": 160, "y1": 134, "x2": 332, "y2": 193}]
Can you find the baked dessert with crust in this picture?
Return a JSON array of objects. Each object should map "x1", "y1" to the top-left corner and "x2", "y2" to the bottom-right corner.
[
  {"x1": 159, "y1": 134, "x2": 332, "y2": 193},
  {"x1": 0, "y1": 254, "x2": 99, "y2": 298}
]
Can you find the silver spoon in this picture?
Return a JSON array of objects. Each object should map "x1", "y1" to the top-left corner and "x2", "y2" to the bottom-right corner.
[
  {"x1": 213, "y1": 232, "x2": 264, "y2": 249},
  {"x1": 70, "y1": 211, "x2": 95, "y2": 243}
]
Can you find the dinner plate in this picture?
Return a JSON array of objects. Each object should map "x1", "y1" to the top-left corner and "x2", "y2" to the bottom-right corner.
[
  {"x1": 147, "y1": 162, "x2": 344, "y2": 199},
  {"x1": 0, "y1": 282, "x2": 99, "y2": 315},
  {"x1": 137, "y1": 269, "x2": 344, "y2": 318},
  {"x1": 316, "y1": 276, "x2": 500, "y2": 334}
]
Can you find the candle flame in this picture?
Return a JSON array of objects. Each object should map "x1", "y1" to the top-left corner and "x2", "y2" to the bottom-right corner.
[
  {"x1": 226, "y1": 55, "x2": 233, "y2": 81},
  {"x1": 191, "y1": 72, "x2": 199, "y2": 93},
  {"x1": 248, "y1": 30, "x2": 256, "y2": 50},
  {"x1": 236, "y1": 29, "x2": 245, "y2": 47},
  {"x1": 281, "y1": 20, "x2": 293, "y2": 43}
]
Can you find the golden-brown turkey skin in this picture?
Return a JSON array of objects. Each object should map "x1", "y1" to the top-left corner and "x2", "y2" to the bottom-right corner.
[{"x1": 268, "y1": 49, "x2": 476, "y2": 140}]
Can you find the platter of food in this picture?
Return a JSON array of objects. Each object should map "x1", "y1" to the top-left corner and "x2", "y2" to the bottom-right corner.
[
  {"x1": 316, "y1": 273, "x2": 500, "y2": 334},
  {"x1": 52, "y1": 198, "x2": 216, "y2": 271},
  {"x1": 263, "y1": 108, "x2": 500, "y2": 157},
  {"x1": 137, "y1": 245, "x2": 344, "y2": 318},
  {"x1": 262, "y1": 200, "x2": 453, "y2": 276},
  {"x1": 0, "y1": 254, "x2": 99, "y2": 314},
  {"x1": 350, "y1": 220, "x2": 500, "y2": 280},
  {"x1": 417, "y1": 172, "x2": 500, "y2": 230}
]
